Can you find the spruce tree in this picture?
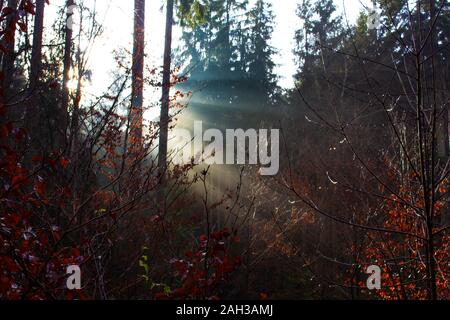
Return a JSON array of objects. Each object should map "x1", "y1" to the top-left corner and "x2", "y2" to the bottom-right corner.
[{"x1": 246, "y1": 0, "x2": 278, "y2": 106}]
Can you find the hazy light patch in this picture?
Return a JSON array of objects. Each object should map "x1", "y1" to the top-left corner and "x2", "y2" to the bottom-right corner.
[
  {"x1": 45, "y1": 1, "x2": 168, "y2": 109},
  {"x1": 44, "y1": 0, "x2": 371, "y2": 106},
  {"x1": 144, "y1": 104, "x2": 161, "y2": 121}
]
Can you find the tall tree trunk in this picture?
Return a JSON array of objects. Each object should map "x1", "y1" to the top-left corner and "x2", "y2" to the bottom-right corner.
[
  {"x1": 129, "y1": 0, "x2": 145, "y2": 151},
  {"x1": 70, "y1": 6, "x2": 83, "y2": 159},
  {"x1": 29, "y1": 0, "x2": 45, "y2": 91},
  {"x1": 1, "y1": 0, "x2": 18, "y2": 102},
  {"x1": 25, "y1": 0, "x2": 45, "y2": 131},
  {"x1": 62, "y1": 0, "x2": 75, "y2": 143},
  {"x1": 225, "y1": 0, "x2": 231, "y2": 67},
  {"x1": 158, "y1": 0, "x2": 174, "y2": 176}
]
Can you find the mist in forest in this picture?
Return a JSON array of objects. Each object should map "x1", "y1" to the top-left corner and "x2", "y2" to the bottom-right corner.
[{"x1": 0, "y1": 0, "x2": 448, "y2": 302}]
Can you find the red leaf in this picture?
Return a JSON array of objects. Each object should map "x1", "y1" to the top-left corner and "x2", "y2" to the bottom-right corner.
[
  {"x1": 260, "y1": 292, "x2": 269, "y2": 300},
  {"x1": 24, "y1": 1, "x2": 35, "y2": 15},
  {"x1": 0, "y1": 44, "x2": 7, "y2": 54},
  {"x1": 60, "y1": 157, "x2": 69, "y2": 169},
  {"x1": 32, "y1": 155, "x2": 43, "y2": 163},
  {"x1": 12, "y1": 175, "x2": 24, "y2": 187},
  {"x1": 17, "y1": 21, "x2": 27, "y2": 32},
  {"x1": 0, "y1": 124, "x2": 9, "y2": 138},
  {"x1": 47, "y1": 158, "x2": 56, "y2": 169},
  {"x1": 2, "y1": 7, "x2": 14, "y2": 15},
  {"x1": 34, "y1": 179, "x2": 45, "y2": 198},
  {"x1": 14, "y1": 128, "x2": 26, "y2": 141}
]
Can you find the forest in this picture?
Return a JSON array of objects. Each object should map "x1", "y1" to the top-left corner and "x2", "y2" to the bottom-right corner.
[{"x1": 0, "y1": 0, "x2": 449, "y2": 301}]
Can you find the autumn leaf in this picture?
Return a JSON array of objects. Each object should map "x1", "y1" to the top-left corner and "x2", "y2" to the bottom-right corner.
[
  {"x1": 34, "y1": 178, "x2": 45, "y2": 198},
  {"x1": 60, "y1": 157, "x2": 70, "y2": 169},
  {"x1": 17, "y1": 21, "x2": 27, "y2": 32}
]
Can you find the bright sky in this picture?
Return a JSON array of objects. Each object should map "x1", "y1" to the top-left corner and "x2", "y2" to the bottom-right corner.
[{"x1": 45, "y1": 0, "x2": 372, "y2": 117}]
